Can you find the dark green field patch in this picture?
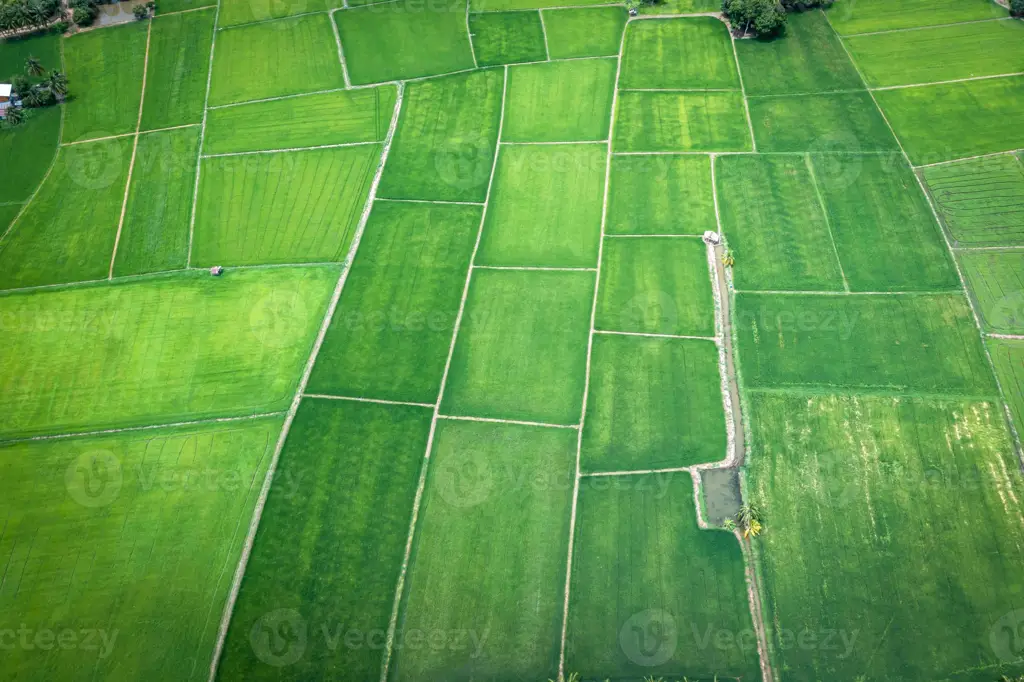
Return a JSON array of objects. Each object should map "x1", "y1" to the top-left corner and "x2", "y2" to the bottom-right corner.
[
  {"x1": 0, "y1": 104, "x2": 60, "y2": 203},
  {"x1": 0, "y1": 204, "x2": 19, "y2": 233},
  {"x1": 614, "y1": 91, "x2": 752, "y2": 152},
  {"x1": 747, "y1": 91, "x2": 898, "y2": 153},
  {"x1": 468, "y1": 11, "x2": 547, "y2": 66},
  {"x1": 140, "y1": 8, "x2": 215, "y2": 130},
  {"x1": 988, "y1": 338, "x2": 1024, "y2": 440},
  {"x1": 959, "y1": 250, "x2": 1024, "y2": 334},
  {"x1": 0, "y1": 31, "x2": 60, "y2": 84},
  {"x1": 607, "y1": 154, "x2": 716, "y2": 235},
  {"x1": 620, "y1": 16, "x2": 739, "y2": 90},
  {"x1": 582, "y1": 335, "x2": 725, "y2": 471},
  {"x1": 503, "y1": 58, "x2": 616, "y2": 142},
  {"x1": 921, "y1": 153, "x2": 1024, "y2": 246},
  {"x1": 158, "y1": 0, "x2": 212, "y2": 11},
  {"x1": 308, "y1": 201, "x2": 480, "y2": 404},
  {"x1": 542, "y1": 6, "x2": 627, "y2": 59}
]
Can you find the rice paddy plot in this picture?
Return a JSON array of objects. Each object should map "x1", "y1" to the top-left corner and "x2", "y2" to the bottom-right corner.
[
  {"x1": 335, "y1": 0, "x2": 475, "y2": 85},
  {"x1": 825, "y1": 0, "x2": 1006, "y2": 36},
  {"x1": 988, "y1": 337, "x2": 1024, "y2": 439},
  {"x1": 620, "y1": 17, "x2": 740, "y2": 90},
  {"x1": 747, "y1": 91, "x2": 898, "y2": 153},
  {"x1": 378, "y1": 69, "x2": 503, "y2": 203},
  {"x1": 0, "y1": 31, "x2": 60, "y2": 84},
  {"x1": 307, "y1": 202, "x2": 480, "y2": 404},
  {"x1": 192, "y1": 145, "x2": 379, "y2": 266},
  {"x1": 0, "y1": 417, "x2": 282, "y2": 681},
  {"x1": 209, "y1": 14, "x2": 345, "y2": 107},
  {"x1": 614, "y1": 91, "x2": 752, "y2": 152},
  {"x1": 0, "y1": 104, "x2": 60, "y2": 203},
  {"x1": 607, "y1": 154, "x2": 716, "y2": 235},
  {"x1": 470, "y1": 0, "x2": 610, "y2": 10},
  {"x1": 582, "y1": 335, "x2": 725, "y2": 471},
  {"x1": 0, "y1": 204, "x2": 19, "y2": 233},
  {"x1": 875, "y1": 75, "x2": 1024, "y2": 165},
  {"x1": 503, "y1": 58, "x2": 616, "y2": 142},
  {"x1": 114, "y1": 126, "x2": 200, "y2": 276},
  {"x1": 477, "y1": 143, "x2": 605, "y2": 268},
  {"x1": 0, "y1": 266, "x2": 336, "y2": 439},
  {"x1": 746, "y1": 392, "x2": 1024, "y2": 682},
  {"x1": 158, "y1": 0, "x2": 212, "y2": 12},
  {"x1": 442, "y1": 269, "x2": 594, "y2": 425},
  {"x1": 715, "y1": 154, "x2": 845, "y2": 291},
  {"x1": 566, "y1": 471, "x2": 761, "y2": 680},
  {"x1": 733, "y1": 10, "x2": 863, "y2": 95},
  {"x1": 218, "y1": 0, "x2": 334, "y2": 28},
  {"x1": 0, "y1": 137, "x2": 129, "y2": 290},
  {"x1": 922, "y1": 153, "x2": 1024, "y2": 246},
  {"x1": 596, "y1": 237, "x2": 714, "y2": 336},
  {"x1": 391, "y1": 420, "x2": 575, "y2": 681},
  {"x1": 218, "y1": 399, "x2": 431, "y2": 681},
  {"x1": 541, "y1": 6, "x2": 627, "y2": 59},
  {"x1": 959, "y1": 250, "x2": 1024, "y2": 334},
  {"x1": 139, "y1": 9, "x2": 215, "y2": 130},
  {"x1": 638, "y1": 0, "x2": 718, "y2": 12},
  {"x1": 734, "y1": 292, "x2": 998, "y2": 396},
  {"x1": 62, "y1": 21, "x2": 148, "y2": 141},
  {"x1": 468, "y1": 11, "x2": 547, "y2": 66}
]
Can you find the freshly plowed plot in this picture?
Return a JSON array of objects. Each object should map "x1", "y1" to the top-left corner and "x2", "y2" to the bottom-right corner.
[
  {"x1": 0, "y1": 137, "x2": 130, "y2": 290},
  {"x1": 566, "y1": 472, "x2": 761, "y2": 680},
  {"x1": 825, "y1": 0, "x2": 1006, "y2": 35},
  {"x1": 747, "y1": 393, "x2": 1024, "y2": 682},
  {"x1": 478, "y1": 144, "x2": 605, "y2": 267},
  {"x1": 875, "y1": 75, "x2": 1024, "y2": 165},
  {"x1": 115, "y1": 127, "x2": 200, "y2": 276},
  {"x1": 620, "y1": 17, "x2": 739, "y2": 90},
  {"x1": 715, "y1": 154, "x2": 845, "y2": 292},
  {"x1": 959, "y1": 250, "x2": 1024, "y2": 334},
  {"x1": 0, "y1": 417, "x2": 282, "y2": 680},
  {"x1": 734, "y1": 293, "x2": 998, "y2": 396},
  {"x1": 219, "y1": 399, "x2": 431, "y2": 681},
  {"x1": 596, "y1": 237, "x2": 714, "y2": 336},
  {"x1": 218, "y1": 0, "x2": 334, "y2": 28},
  {"x1": 921, "y1": 153, "x2": 1024, "y2": 246},
  {"x1": 468, "y1": 11, "x2": 547, "y2": 66},
  {"x1": 379, "y1": 69, "x2": 504, "y2": 203},
  {"x1": 607, "y1": 154, "x2": 716, "y2": 235},
  {"x1": 140, "y1": 8, "x2": 215, "y2": 130},
  {"x1": 988, "y1": 338, "x2": 1024, "y2": 438},
  {"x1": 747, "y1": 91, "x2": 897, "y2": 153},
  {"x1": 192, "y1": 145, "x2": 379, "y2": 266},
  {"x1": 308, "y1": 202, "x2": 480, "y2": 404},
  {"x1": 442, "y1": 269, "x2": 593, "y2": 425},
  {"x1": 209, "y1": 14, "x2": 344, "y2": 107},
  {"x1": 810, "y1": 153, "x2": 959, "y2": 291},
  {"x1": 62, "y1": 21, "x2": 148, "y2": 141},
  {"x1": 0, "y1": 266, "x2": 336, "y2": 438},
  {"x1": 734, "y1": 10, "x2": 862, "y2": 95},
  {"x1": 206, "y1": 86, "x2": 396, "y2": 155},
  {"x1": 0, "y1": 105, "x2": 60, "y2": 203},
  {"x1": 392, "y1": 420, "x2": 574, "y2": 681},
  {"x1": 581, "y1": 335, "x2": 725, "y2": 471},
  {"x1": 614, "y1": 91, "x2": 751, "y2": 152},
  {"x1": 503, "y1": 58, "x2": 616, "y2": 142},
  {"x1": 542, "y1": 6, "x2": 627, "y2": 59},
  {"x1": 335, "y1": 0, "x2": 475, "y2": 85}
]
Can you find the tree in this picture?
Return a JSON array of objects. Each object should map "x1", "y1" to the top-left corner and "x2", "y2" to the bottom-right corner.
[
  {"x1": 25, "y1": 56, "x2": 44, "y2": 77},
  {"x1": 4, "y1": 106, "x2": 26, "y2": 126},
  {"x1": 45, "y1": 70, "x2": 68, "y2": 100},
  {"x1": 736, "y1": 504, "x2": 765, "y2": 540},
  {"x1": 20, "y1": 87, "x2": 43, "y2": 108},
  {"x1": 11, "y1": 74, "x2": 31, "y2": 98},
  {"x1": 722, "y1": 0, "x2": 786, "y2": 37},
  {"x1": 1012, "y1": 0, "x2": 1024, "y2": 18},
  {"x1": 132, "y1": 3, "x2": 150, "y2": 19}
]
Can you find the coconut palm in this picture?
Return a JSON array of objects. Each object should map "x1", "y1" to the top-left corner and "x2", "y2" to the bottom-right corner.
[
  {"x1": 45, "y1": 70, "x2": 67, "y2": 100},
  {"x1": 736, "y1": 504, "x2": 764, "y2": 540},
  {"x1": 25, "y1": 56, "x2": 44, "y2": 77},
  {"x1": 20, "y1": 87, "x2": 43, "y2": 108},
  {"x1": 4, "y1": 106, "x2": 26, "y2": 126}
]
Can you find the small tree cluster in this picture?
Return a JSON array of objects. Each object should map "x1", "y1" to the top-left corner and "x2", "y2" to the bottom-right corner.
[
  {"x1": 70, "y1": 0, "x2": 100, "y2": 27},
  {"x1": 722, "y1": 0, "x2": 786, "y2": 37},
  {"x1": 0, "y1": 0, "x2": 61, "y2": 34},
  {"x1": 133, "y1": 1, "x2": 156, "y2": 19},
  {"x1": 1012, "y1": 0, "x2": 1024, "y2": 18},
  {"x1": 3, "y1": 58, "x2": 68, "y2": 128}
]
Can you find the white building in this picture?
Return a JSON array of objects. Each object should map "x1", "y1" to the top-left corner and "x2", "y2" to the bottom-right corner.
[{"x1": 0, "y1": 84, "x2": 12, "y2": 119}]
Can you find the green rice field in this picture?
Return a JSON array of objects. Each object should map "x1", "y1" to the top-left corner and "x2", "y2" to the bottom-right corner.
[
  {"x1": 921, "y1": 153, "x2": 1024, "y2": 246},
  {"x1": 139, "y1": 8, "x2": 215, "y2": 130}
]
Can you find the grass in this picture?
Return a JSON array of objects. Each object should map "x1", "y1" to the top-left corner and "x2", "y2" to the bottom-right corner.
[
  {"x1": 63, "y1": 21, "x2": 148, "y2": 141},
  {"x1": 747, "y1": 392, "x2": 1024, "y2": 682},
  {"x1": 0, "y1": 137, "x2": 130, "y2": 290},
  {"x1": 0, "y1": 31, "x2": 60, "y2": 84},
  {"x1": 733, "y1": 10, "x2": 862, "y2": 95},
  {"x1": 825, "y1": 0, "x2": 1006, "y2": 36},
  {"x1": 140, "y1": 9, "x2": 215, "y2": 130},
  {"x1": 596, "y1": 237, "x2": 715, "y2": 337},
  {"x1": 114, "y1": 126, "x2": 200, "y2": 276},
  {"x1": 0, "y1": 204, "x2": 19, "y2": 233},
  {"x1": 607, "y1": 154, "x2": 716, "y2": 235},
  {"x1": 192, "y1": 145, "x2": 380, "y2": 266},
  {"x1": 0, "y1": 266, "x2": 336, "y2": 438},
  {"x1": 503, "y1": 58, "x2": 616, "y2": 142},
  {"x1": 471, "y1": 0, "x2": 610, "y2": 10},
  {"x1": 715, "y1": 154, "x2": 846, "y2": 292},
  {"x1": 810, "y1": 153, "x2": 959, "y2": 291},
  {"x1": 639, "y1": 0, "x2": 719, "y2": 11},
  {"x1": 581, "y1": 335, "x2": 725, "y2": 471},
  {"x1": 468, "y1": 11, "x2": 547, "y2": 67},
  {"x1": 477, "y1": 144, "x2": 606, "y2": 267},
  {"x1": 541, "y1": 6, "x2": 627, "y2": 59},
  {"x1": 158, "y1": 0, "x2": 212, "y2": 12},
  {"x1": 0, "y1": 417, "x2": 282, "y2": 680},
  {"x1": 614, "y1": 91, "x2": 752, "y2": 152},
  {"x1": 335, "y1": 0, "x2": 475, "y2": 86},
  {"x1": 307, "y1": 202, "x2": 481, "y2": 404},
  {"x1": 206, "y1": 85, "x2": 396, "y2": 155},
  {"x1": 875, "y1": 75, "x2": 1024, "y2": 165},
  {"x1": 747, "y1": 91, "x2": 898, "y2": 153},
  {"x1": 620, "y1": 17, "x2": 740, "y2": 90},
  {"x1": 988, "y1": 338, "x2": 1024, "y2": 441},
  {"x1": 442, "y1": 269, "x2": 594, "y2": 425},
  {"x1": 378, "y1": 69, "x2": 504, "y2": 203},
  {"x1": 391, "y1": 420, "x2": 575, "y2": 681},
  {"x1": 566, "y1": 471, "x2": 761, "y2": 680},
  {"x1": 959, "y1": 250, "x2": 1024, "y2": 334},
  {"x1": 0, "y1": 104, "x2": 61, "y2": 203},
  {"x1": 218, "y1": 0, "x2": 335, "y2": 28},
  {"x1": 209, "y1": 14, "x2": 345, "y2": 107},
  {"x1": 733, "y1": 293, "x2": 999, "y2": 396},
  {"x1": 922, "y1": 153, "x2": 1024, "y2": 246},
  {"x1": 218, "y1": 399, "x2": 431, "y2": 680}
]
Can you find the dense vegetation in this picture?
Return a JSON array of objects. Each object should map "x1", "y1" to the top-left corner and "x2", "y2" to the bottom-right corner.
[
  {"x1": 723, "y1": 0, "x2": 834, "y2": 37},
  {"x1": 0, "y1": 0, "x2": 60, "y2": 34}
]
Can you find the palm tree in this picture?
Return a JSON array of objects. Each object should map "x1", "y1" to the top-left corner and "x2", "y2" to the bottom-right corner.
[
  {"x1": 45, "y1": 70, "x2": 68, "y2": 100},
  {"x1": 736, "y1": 504, "x2": 764, "y2": 541},
  {"x1": 20, "y1": 87, "x2": 42, "y2": 108},
  {"x1": 25, "y1": 56, "x2": 44, "y2": 77},
  {"x1": 4, "y1": 106, "x2": 26, "y2": 126}
]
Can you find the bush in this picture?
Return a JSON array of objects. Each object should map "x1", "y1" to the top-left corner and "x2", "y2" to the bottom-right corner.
[
  {"x1": 71, "y1": 5, "x2": 97, "y2": 25},
  {"x1": 780, "y1": 0, "x2": 832, "y2": 9},
  {"x1": 132, "y1": 4, "x2": 149, "y2": 18},
  {"x1": 1012, "y1": 0, "x2": 1024, "y2": 18},
  {"x1": 723, "y1": 0, "x2": 786, "y2": 37},
  {"x1": 51, "y1": 20, "x2": 69, "y2": 33}
]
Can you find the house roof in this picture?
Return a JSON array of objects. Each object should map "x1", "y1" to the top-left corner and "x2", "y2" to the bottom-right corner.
[{"x1": 0, "y1": 84, "x2": 11, "y2": 98}]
